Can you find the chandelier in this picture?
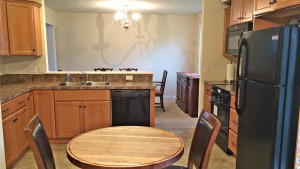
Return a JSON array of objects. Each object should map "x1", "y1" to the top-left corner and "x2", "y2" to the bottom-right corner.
[{"x1": 114, "y1": 10, "x2": 141, "y2": 29}]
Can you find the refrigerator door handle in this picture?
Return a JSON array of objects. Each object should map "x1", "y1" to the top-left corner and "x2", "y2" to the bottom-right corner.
[{"x1": 235, "y1": 37, "x2": 247, "y2": 115}]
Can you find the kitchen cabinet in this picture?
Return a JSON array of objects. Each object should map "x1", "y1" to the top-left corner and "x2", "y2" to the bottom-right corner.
[
  {"x1": 176, "y1": 72, "x2": 199, "y2": 117},
  {"x1": 2, "y1": 106, "x2": 28, "y2": 167},
  {"x1": 253, "y1": 0, "x2": 275, "y2": 15},
  {"x1": 54, "y1": 90, "x2": 111, "y2": 139},
  {"x1": 5, "y1": 0, "x2": 42, "y2": 56},
  {"x1": 230, "y1": 0, "x2": 253, "y2": 25},
  {"x1": 34, "y1": 90, "x2": 56, "y2": 138},
  {"x1": 228, "y1": 95, "x2": 238, "y2": 155},
  {"x1": 253, "y1": 0, "x2": 300, "y2": 15},
  {"x1": 0, "y1": 0, "x2": 9, "y2": 55},
  {"x1": 26, "y1": 92, "x2": 35, "y2": 122},
  {"x1": 203, "y1": 84, "x2": 212, "y2": 114},
  {"x1": 276, "y1": 0, "x2": 300, "y2": 10}
]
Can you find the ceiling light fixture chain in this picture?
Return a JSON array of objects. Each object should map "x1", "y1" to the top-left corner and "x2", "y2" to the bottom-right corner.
[{"x1": 114, "y1": 9, "x2": 140, "y2": 29}]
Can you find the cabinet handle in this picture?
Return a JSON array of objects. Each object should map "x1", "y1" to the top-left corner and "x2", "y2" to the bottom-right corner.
[
  {"x1": 2, "y1": 108, "x2": 9, "y2": 113},
  {"x1": 79, "y1": 106, "x2": 82, "y2": 108},
  {"x1": 83, "y1": 106, "x2": 86, "y2": 108},
  {"x1": 269, "y1": 0, "x2": 276, "y2": 5},
  {"x1": 32, "y1": 49, "x2": 36, "y2": 51},
  {"x1": 231, "y1": 142, "x2": 237, "y2": 147},
  {"x1": 237, "y1": 17, "x2": 243, "y2": 19},
  {"x1": 18, "y1": 101, "x2": 24, "y2": 104},
  {"x1": 27, "y1": 97, "x2": 30, "y2": 100},
  {"x1": 233, "y1": 120, "x2": 238, "y2": 125},
  {"x1": 13, "y1": 118, "x2": 18, "y2": 123}
]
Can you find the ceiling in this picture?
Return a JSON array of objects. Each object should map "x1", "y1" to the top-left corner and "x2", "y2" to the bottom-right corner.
[{"x1": 44, "y1": 0, "x2": 202, "y2": 14}]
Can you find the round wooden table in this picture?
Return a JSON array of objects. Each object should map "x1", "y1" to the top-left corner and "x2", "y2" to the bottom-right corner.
[{"x1": 67, "y1": 126, "x2": 184, "y2": 169}]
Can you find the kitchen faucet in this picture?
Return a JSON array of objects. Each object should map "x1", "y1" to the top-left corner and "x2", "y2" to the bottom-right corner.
[{"x1": 80, "y1": 71, "x2": 89, "y2": 82}]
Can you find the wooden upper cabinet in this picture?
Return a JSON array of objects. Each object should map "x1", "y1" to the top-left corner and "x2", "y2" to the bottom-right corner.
[
  {"x1": 6, "y1": 0, "x2": 42, "y2": 56},
  {"x1": 230, "y1": 0, "x2": 243, "y2": 25},
  {"x1": 253, "y1": 0, "x2": 275, "y2": 15},
  {"x1": 231, "y1": 0, "x2": 253, "y2": 25},
  {"x1": 276, "y1": 0, "x2": 300, "y2": 10},
  {"x1": 0, "y1": 0, "x2": 9, "y2": 56}
]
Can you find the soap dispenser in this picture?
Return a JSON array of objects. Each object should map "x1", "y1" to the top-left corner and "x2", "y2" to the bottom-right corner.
[{"x1": 65, "y1": 73, "x2": 71, "y2": 82}]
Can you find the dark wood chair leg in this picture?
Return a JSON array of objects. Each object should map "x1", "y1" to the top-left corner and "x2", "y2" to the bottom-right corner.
[{"x1": 160, "y1": 95, "x2": 165, "y2": 112}]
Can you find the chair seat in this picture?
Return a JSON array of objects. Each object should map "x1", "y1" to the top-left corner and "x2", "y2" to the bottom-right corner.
[{"x1": 165, "y1": 165, "x2": 187, "y2": 169}]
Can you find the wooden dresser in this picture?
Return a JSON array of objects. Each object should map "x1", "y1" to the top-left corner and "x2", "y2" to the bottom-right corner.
[{"x1": 176, "y1": 72, "x2": 199, "y2": 117}]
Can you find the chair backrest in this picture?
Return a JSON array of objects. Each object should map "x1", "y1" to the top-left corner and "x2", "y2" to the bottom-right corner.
[
  {"x1": 24, "y1": 115, "x2": 56, "y2": 169},
  {"x1": 94, "y1": 68, "x2": 113, "y2": 71},
  {"x1": 187, "y1": 109, "x2": 221, "y2": 169},
  {"x1": 160, "y1": 70, "x2": 168, "y2": 94}
]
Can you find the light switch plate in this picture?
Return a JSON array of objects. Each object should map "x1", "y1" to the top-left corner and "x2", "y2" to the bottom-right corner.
[
  {"x1": 126, "y1": 75, "x2": 133, "y2": 81},
  {"x1": 38, "y1": 65, "x2": 44, "y2": 73},
  {"x1": 204, "y1": 65, "x2": 209, "y2": 73}
]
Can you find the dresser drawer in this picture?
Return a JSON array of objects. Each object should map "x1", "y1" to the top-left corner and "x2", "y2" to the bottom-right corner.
[
  {"x1": 204, "y1": 84, "x2": 212, "y2": 96},
  {"x1": 228, "y1": 129, "x2": 237, "y2": 155},
  {"x1": 2, "y1": 94, "x2": 26, "y2": 119},
  {"x1": 54, "y1": 90, "x2": 110, "y2": 101},
  {"x1": 229, "y1": 108, "x2": 238, "y2": 133}
]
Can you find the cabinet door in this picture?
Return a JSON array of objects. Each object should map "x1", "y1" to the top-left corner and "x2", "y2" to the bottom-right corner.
[
  {"x1": 2, "y1": 114, "x2": 16, "y2": 167},
  {"x1": 230, "y1": 0, "x2": 243, "y2": 25},
  {"x1": 203, "y1": 94, "x2": 211, "y2": 114},
  {"x1": 253, "y1": 0, "x2": 274, "y2": 15},
  {"x1": 34, "y1": 90, "x2": 56, "y2": 138},
  {"x1": 83, "y1": 101, "x2": 111, "y2": 132},
  {"x1": 241, "y1": 0, "x2": 253, "y2": 22},
  {"x1": 14, "y1": 107, "x2": 28, "y2": 156},
  {"x1": 55, "y1": 101, "x2": 82, "y2": 138},
  {"x1": 276, "y1": 0, "x2": 300, "y2": 10},
  {"x1": 26, "y1": 92, "x2": 35, "y2": 123},
  {"x1": 0, "y1": 0, "x2": 9, "y2": 55},
  {"x1": 6, "y1": 1, "x2": 41, "y2": 56}
]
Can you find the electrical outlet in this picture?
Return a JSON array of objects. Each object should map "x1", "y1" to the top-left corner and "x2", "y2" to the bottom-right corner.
[
  {"x1": 29, "y1": 65, "x2": 37, "y2": 73},
  {"x1": 204, "y1": 65, "x2": 209, "y2": 73},
  {"x1": 38, "y1": 65, "x2": 44, "y2": 73},
  {"x1": 126, "y1": 75, "x2": 133, "y2": 81}
]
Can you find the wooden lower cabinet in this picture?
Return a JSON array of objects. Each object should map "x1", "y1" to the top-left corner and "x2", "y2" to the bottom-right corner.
[
  {"x1": 203, "y1": 84, "x2": 212, "y2": 113},
  {"x1": 55, "y1": 101, "x2": 82, "y2": 138},
  {"x1": 83, "y1": 101, "x2": 111, "y2": 132},
  {"x1": 2, "y1": 106, "x2": 28, "y2": 168},
  {"x1": 54, "y1": 90, "x2": 111, "y2": 139},
  {"x1": 26, "y1": 92, "x2": 35, "y2": 122},
  {"x1": 228, "y1": 129, "x2": 238, "y2": 155},
  {"x1": 34, "y1": 90, "x2": 56, "y2": 138}
]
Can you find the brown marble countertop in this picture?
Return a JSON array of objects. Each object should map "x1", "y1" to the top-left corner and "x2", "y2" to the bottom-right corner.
[{"x1": 0, "y1": 82, "x2": 156, "y2": 104}]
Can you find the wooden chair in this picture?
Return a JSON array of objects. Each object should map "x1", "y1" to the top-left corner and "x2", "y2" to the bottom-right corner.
[
  {"x1": 24, "y1": 115, "x2": 56, "y2": 169},
  {"x1": 94, "y1": 68, "x2": 113, "y2": 71},
  {"x1": 119, "y1": 68, "x2": 138, "y2": 71},
  {"x1": 154, "y1": 70, "x2": 168, "y2": 112},
  {"x1": 166, "y1": 109, "x2": 221, "y2": 169}
]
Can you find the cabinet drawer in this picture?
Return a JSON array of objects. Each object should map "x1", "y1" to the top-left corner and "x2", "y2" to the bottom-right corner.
[
  {"x1": 54, "y1": 90, "x2": 110, "y2": 101},
  {"x1": 229, "y1": 108, "x2": 238, "y2": 133},
  {"x1": 2, "y1": 94, "x2": 26, "y2": 119},
  {"x1": 228, "y1": 129, "x2": 237, "y2": 155},
  {"x1": 230, "y1": 95, "x2": 239, "y2": 108},
  {"x1": 204, "y1": 84, "x2": 211, "y2": 96}
]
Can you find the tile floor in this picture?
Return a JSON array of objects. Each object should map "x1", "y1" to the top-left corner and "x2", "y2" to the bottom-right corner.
[{"x1": 11, "y1": 101, "x2": 235, "y2": 169}]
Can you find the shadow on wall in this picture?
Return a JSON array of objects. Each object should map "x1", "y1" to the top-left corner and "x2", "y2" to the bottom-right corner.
[{"x1": 92, "y1": 14, "x2": 169, "y2": 68}]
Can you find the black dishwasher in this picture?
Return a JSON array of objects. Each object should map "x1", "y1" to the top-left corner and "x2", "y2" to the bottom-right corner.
[{"x1": 111, "y1": 90, "x2": 150, "y2": 126}]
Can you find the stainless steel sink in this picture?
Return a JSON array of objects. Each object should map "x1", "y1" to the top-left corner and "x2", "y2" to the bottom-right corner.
[
  {"x1": 85, "y1": 81, "x2": 110, "y2": 86},
  {"x1": 58, "y1": 81, "x2": 110, "y2": 86}
]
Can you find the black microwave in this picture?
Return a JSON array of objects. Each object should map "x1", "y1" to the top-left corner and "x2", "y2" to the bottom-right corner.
[{"x1": 225, "y1": 22, "x2": 253, "y2": 55}]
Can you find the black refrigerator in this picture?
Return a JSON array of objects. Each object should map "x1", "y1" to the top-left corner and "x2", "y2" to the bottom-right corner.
[{"x1": 235, "y1": 25, "x2": 300, "y2": 169}]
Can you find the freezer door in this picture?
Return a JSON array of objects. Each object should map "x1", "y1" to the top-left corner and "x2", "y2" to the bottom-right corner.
[
  {"x1": 236, "y1": 80, "x2": 285, "y2": 169},
  {"x1": 240, "y1": 26, "x2": 296, "y2": 85}
]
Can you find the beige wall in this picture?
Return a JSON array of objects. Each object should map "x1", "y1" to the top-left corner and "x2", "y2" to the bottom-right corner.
[
  {"x1": 198, "y1": 0, "x2": 230, "y2": 109},
  {"x1": 45, "y1": 11, "x2": 200, "y2": 99}
]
